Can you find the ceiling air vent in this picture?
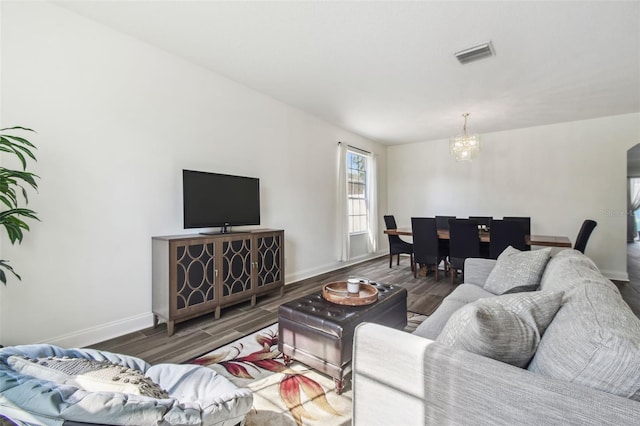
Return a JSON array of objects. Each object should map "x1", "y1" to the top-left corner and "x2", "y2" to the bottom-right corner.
[{"x1": 455, "y1": 42, "x2": 494, "y2": 64}]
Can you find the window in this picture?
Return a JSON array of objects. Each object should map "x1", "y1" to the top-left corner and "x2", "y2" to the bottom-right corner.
[{"x1": 347, "y1": 150, "x2": 368, "y2": 234}]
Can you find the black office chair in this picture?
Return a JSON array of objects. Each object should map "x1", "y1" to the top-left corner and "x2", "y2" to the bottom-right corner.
[
  {"x1": 574, "y1": 219, "x2": 597, "y2": 253},
  {"x1": 503, "y1": 216, "x2": 531, "y2": 250},
  {"x1": 384, "y1": 215, "x2": 414, "y2": 270},
  {"x1": 411, "y1": 217, "x2": 448, "y2": 280},
  {"x1": 490, "y1": 219, "x2": 528, "y2": 259},
  {"x1": 448, "y1": 219, "x2": 480, "y2": 284}
]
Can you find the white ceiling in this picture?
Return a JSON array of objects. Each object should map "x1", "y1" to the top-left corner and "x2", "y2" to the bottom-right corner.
[{"x1": 53, "y1": 0, "x2": 640, "y2": 145}]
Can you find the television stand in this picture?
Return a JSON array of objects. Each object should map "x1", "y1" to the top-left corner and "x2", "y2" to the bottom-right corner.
[{"x1": 152, "y1": 229, "x2": 285, "y2": 336}]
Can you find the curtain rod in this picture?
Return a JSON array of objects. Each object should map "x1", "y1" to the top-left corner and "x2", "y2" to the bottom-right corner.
[{"x1": 338, "y1": 141, "x2": 370, "y2": 155}]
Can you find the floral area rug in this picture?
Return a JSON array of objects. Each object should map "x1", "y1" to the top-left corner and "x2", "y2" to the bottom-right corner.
[{"x1": 189, "y1": 312, "x2": 427, "y2": 426}]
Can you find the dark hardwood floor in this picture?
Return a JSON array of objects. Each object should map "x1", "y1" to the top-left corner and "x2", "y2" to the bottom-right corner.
[{"x1": 89, "y1": 254, "x2": 448, "y2": 364}]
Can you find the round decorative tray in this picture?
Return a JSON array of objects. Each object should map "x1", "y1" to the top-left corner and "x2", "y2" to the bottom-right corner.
[{"x1": 322, "y1": 281, "x2": 379, "y2": 306}]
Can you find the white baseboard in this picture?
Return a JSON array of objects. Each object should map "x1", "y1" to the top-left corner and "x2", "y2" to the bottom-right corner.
[
  {"x1": 285, "y1": 251, "x2": 386, "y2": 285},
  {"x1": 44, "y1": 313, "x2": 154, "y2": 348},
  {"x1": 600, "y1": 269, "x2": 630, "y2": 282}
]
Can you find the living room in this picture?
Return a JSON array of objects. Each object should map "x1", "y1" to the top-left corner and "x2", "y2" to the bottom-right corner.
[
  {"x1": 0, "y1": 1, "x2": 640, "y2": 424},
  {"x1": 1, "y1": 2, "x2": 639, "y2": 423}
]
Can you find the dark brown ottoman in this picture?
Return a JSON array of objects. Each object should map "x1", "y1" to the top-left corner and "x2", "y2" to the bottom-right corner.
[{"x1": 278, "y1": 282, "x2": 407, "y2": 394}]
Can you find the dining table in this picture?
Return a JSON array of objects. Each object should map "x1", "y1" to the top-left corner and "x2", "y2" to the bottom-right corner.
[{"x1": 384, "y1": 228, "x2": 572, "y2": 248}]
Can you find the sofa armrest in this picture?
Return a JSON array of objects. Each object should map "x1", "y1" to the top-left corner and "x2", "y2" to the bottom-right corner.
[
  {"x1": 463, "y1": 257, "x2": 496, "y2": 287},
  {"x1": 352, "y1": 323, "x2": 640, "y2": 426}
]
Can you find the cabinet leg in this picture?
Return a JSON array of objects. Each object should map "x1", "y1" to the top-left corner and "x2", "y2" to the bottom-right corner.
[
  {"x1": 153, "y1": 314, "x2": 159, "y2": 328},
  {"x1": 167, "y1": 321, "x2": 174, "y2": 337},
  {"x1": 215, "y1": 306, "x2": 221, "y2": 319},
  {"x1": 280, "y1": 286, "x2": 285, "y2": 297},
  {"x1": 251, "y1": 295, "x2": 257, "y2": 306}
]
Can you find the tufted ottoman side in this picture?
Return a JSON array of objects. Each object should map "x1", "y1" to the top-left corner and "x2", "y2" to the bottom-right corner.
[{"x1": 278, "y1": 282, "x2": 407, "y2": 393}]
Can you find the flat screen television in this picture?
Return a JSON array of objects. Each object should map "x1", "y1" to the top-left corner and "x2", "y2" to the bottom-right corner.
[{"x1": 183, "y1": 169, "x2": 260, "y2": 233}]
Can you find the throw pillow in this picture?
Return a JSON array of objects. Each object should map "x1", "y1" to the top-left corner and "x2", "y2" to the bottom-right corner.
[
  {"x1": 8, "y1": 355, "x2": 169, "y2": 399},
  {"x1": 435, "y1": 291, "x2": 564, "y2": 368},
  {"x1": 484, "y1": 246, "x2": 552, "y2": 294}
]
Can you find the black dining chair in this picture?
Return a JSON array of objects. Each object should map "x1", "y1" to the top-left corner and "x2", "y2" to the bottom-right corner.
[
  {"x1": 503, "y1": 216, "x2": 531, "y2": 250},
  {"x1": 469, "y1": 216, "x2": 493, "y2": 227},
  {"x1": 470, "y1": 216, "x2": 493, "y2": 257},
  {"x1": 448, "y1": 219, "x2": 480, "y2": 284},
  {"x1": 435, "y1": 215, "x2": 456, "y2": 230},
  {"x1": 574, "y1": 219, "x2": 597, "y2": 253},
  {"x1": 411, "y1": 217, "x2": 448, "y2": 281},
  {"x1": 435, "y1": 216, "x2": 456, "y2": 265},
  {"x1": 489, "y1": 219, "x2": 528, "y2": 259},
  {"x1": 384, "y1": 215, "x2": 414, "y2": 270}
]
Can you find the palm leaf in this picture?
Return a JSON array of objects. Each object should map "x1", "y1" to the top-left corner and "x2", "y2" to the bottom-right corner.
[
  {"x1": 0, "y1": 126, "x2": 35, "y2": 132},
  {"x1": 0, "y1": 260, "x2": 21, "y2": 284},
  {"x1": 0, "y1": 126, "x2": 39, "y2": 283},
  {"x1": 0, "y1": 134, "x2": 37, "y2": 170}
]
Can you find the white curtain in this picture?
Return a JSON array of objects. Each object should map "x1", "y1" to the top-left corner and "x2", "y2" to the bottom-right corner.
[
  {"x1": 628, "y1": 178, "x2": 640, "y2": 242},
  {"x1": 366, "y1": 153, "x2": 378, "y2": 253},
  {"x1": 336, "y1": 142, "x2": 350, "y2": 261}
]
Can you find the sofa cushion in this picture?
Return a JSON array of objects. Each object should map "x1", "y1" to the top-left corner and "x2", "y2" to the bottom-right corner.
[
  {"x1": 436, "y1": 291, "x2": 564, "y2": 368},
  {"x1": 539, "y1": 248, "x2": 601, "y2": 293},
  {"x1": 483, "y1": 246, "x2": 552, "y2": 295},
  {"x1": 528, "y1": 278, "x2": 640, "y2": 401},
  {"x1": 413, "y1": 284, "x2": 494, "y2": 340},
  {"x1": 8, "y1": 355, "x2": 169, "y2": 398}
]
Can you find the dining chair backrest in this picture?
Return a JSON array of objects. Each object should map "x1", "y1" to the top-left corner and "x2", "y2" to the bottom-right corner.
[
  {"x1": 502, "y1": 216, "x2": 531, "y2": 249},
  {"x1": 574, "y1": 219, "x2": 597, "y2": 253},
  {"x1": 411, "y1": 217, "x2": 440, "y2": 265},
  {"x1": 435, "y1": 215, "x2": 456, "y2": 230},
  {"x1": 469, "y1": 216, "x2": 493, "y2": 227},
  {"x1": 490, "y1": 219, "x2": 528, "y2": 259},
  {"x1": 448, "y1": 219, "x2": 480, "y2": 269},
  {"x1": 502, "y1": 216, "x2": 531, "y2": 234},
  {"x1": 383, "y1": 215, "x2": 398, "y2": 230},
  {"x1": 384, "y1": 214, "x2": 412, "y2": 249}
]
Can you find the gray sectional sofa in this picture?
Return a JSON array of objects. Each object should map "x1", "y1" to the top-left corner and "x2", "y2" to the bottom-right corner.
[{"x1": 352, "y1": 249, "x2": 640, "y2": 425}]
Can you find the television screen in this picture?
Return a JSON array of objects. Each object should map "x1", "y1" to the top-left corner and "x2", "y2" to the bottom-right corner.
[{"x1": 183, "y1": 170, "x2": 260, "y2": 231}]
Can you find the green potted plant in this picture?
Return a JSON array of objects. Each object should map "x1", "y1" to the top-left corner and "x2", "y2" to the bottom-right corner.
[{"x1": 0, "y1": 126, "x2": 39, "y2": 284}]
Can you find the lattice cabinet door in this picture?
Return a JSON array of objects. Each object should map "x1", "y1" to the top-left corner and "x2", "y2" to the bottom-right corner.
[
  {"x1": 151, "y1": 237, "x2": 218, "y2": 336},
  {"x1": 220, "y1": 235, "x2": 254, "y2": 305},
  {"x1": 171, "y1": 240, "x2": 217, "y2": 317},
  {"x1": 254, "y1": 230, "x2": 284, "y2": 296}
]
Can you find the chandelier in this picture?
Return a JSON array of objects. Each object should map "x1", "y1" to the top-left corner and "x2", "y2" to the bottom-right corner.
[{"x1": 450, "y1": 113, "x2": 480, "y2": 161}]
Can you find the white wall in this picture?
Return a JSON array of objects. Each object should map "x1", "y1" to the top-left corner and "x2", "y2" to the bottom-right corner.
[
  {"x1": 0, "y1": 2, "x2": 387, "y2": 346},
  {"x1": 388, "y1": 113, "x2": 640, "y2": 280}
]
